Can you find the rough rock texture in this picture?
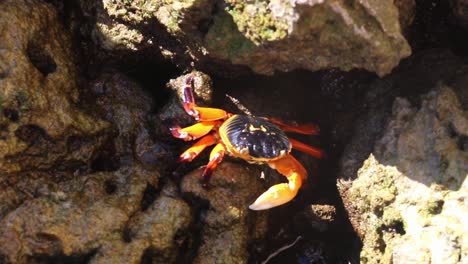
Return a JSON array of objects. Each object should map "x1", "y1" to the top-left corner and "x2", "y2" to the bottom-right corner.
[
  {"x1": 0, "y1": 64, "x2": 196, "y2": 263},
  {"x1": 0, "y1": 169, "x2": 191, "y2": 264},
  {"x1": 85, "y1": 71, "x2": 177, "y2": 170},
  {"x1": 338, "y1": 49, "x2": 466, "y2": 181},
  {"x1": 0, "y1": 0, "x2": 113, "y2": 223},
  {"x1": 181, "y1": 162, "x2": 268, "y2": 264},
  {"x1": 0, "y1": 4, "x2": 194, "y2": 259},
  {"x1": 341, "y1": 86, "x2": 468, "y2": 263},
  {"x1": 79, "y1": 0, "x2": 413, "y2": 76},
  {"x1": 0, "y1": 0, "x2": 110, "y2": 174},
  {"x1": 294, "y1": 204, "x2": 337, "y2": 233}
]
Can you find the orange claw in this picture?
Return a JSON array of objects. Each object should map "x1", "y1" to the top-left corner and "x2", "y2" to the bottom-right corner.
[
  {"x1": 178, "y1": 134, "x2": 217, "y2": 162},
  {"x1": 170, "y1": 121, "x2": 218, "y2": 141},
  {"x1": 194, "y1": 107, "x2": 230, "y2": 121},
  {"x1": 249, "y1": 155, "x2": 306, "y2": 210}
]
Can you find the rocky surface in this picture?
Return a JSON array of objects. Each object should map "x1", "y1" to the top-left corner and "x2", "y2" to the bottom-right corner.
[
  {"x1": 181, "y1": 162, "x2": 268, "y2": 264},
  {"x1": 338, "y1": 49, "x2": 467, "y2": 182},
  {"x1": 0, "y1": 168, "x2": 192, "y2": 264},
  {"x1": 1, "y1": 0, "x2": 468, "y2": 263},
  {"x1": 0, "y1": 0, "x2": 112, "y2": 221},
  {"x1": 0, "y1": 0, "x2": 110, "y2": 174},
  {"x1": 76, "y1": 0, "x2": 413, "y2": 76},
  {"x1": 339, "y1": 66, "x2": 468, "y2": 262}
]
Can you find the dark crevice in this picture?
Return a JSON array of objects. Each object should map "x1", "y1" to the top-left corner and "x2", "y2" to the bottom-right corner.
[
  {"x1": 104, "y1": 179, "x2": 117, "y2": 194},
  {"x1": 175, "y1": 193, "x2": 210, "y2": 264},
  {"x1": 122, "y1": 226, "x2": 132, "y2": 243},
  {"x1": 447, "y1": 123, "x2": 467, "y2": 151},
  {"x1": 90, "y1": 154, "x2": 120, "y2": 172},
  {"x1": 26, "y1": 42, "x2": 57, "y2": 77},
  {"x1": 27, "y1": 248, "x2": 98, "y2": 264},
  {"x1": 458, "y1": 136, "x2": 468, "y2": 151},
  {"x1": 15, "y1": 124, "x2": 49, "y2": 145},
  {"x1": 140, "y1": 183, "x2": 161, "y2": 211},
  {"x1": 90, "y1": 141, "x2": 120, "y2": 172},
  {"x1": 3, "y1": 108, "x2": 19, "y2": 122},
  {"x1": 382, "y1": 220, "x2": 406, "y2": 236},
  {"x1": 141, "y1": 245, "x2": 187, "y2": 264}
]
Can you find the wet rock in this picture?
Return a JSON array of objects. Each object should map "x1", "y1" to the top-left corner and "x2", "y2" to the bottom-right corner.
[
  {"x1": 78, "y1": 0, "x2": 412, "y2": 76},
  {"x1": 0, "y1": 167, "x2": 191, "y2": 263},
  {"x1": 294, "y1": 204, "x2": 337, "y2": 233},
  {"x1": 85, "y1": 71, "x2": 175, "y2": 170},
  {"x1": 181, "y1": 162, "x2": 268, "y2": 264},
  {"x1": 338, "y1": 49, "x2": 466, "y2": 182},
  {"x1": 0, "y1": 0, "x2": 112, "y2": 219},
  {"x1": 0, "y1": 0, "x2": 110, "y2": 174},
  {"x1": 206, "y1": 0, "x2": 412, "y2": 76},
  {"x1": 341, "y1": 86, "x2": 468, "y2": 263}
]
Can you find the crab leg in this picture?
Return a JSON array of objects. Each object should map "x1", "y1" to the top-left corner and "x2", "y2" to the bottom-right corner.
[
  {"x1": 289, "y1": 138, "x2": 323, "y2": 159},
  {"x1": 170, "y1": 121, "x2": 218, "y2": 141},
  {"x1": 181, "y1": 74, "x2": 230, "y2": 121},
  {"x1": 181, "y1": 74, "x2": 199, "y2": 119},
  {"x1": 194, "y1": 107, "x2": 230, "y2": 121},
  {"x1": 268, "y1": 118, "x2": 320, "y2": 135},
  {"x1": 178, "y1": 134, "x2": 217, "y2": 162},
  {"x1": 201, "y1": 143, "x2": 226, "y2": 186},
  {"x1": 249, "y1": 155, "x2": 307, "y2": 210}
]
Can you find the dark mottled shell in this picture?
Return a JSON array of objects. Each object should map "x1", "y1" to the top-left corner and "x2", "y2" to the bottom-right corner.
[{"x1": 222, "y1": 115, "x2": 291, "y2": 159}]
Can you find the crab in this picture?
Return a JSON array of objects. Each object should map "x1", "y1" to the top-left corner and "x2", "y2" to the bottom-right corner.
[{"x1": 170, "y1": 74, "x2": 323, "y2": 210}]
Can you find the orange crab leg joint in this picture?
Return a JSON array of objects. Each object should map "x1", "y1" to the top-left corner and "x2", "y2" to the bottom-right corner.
[
  {"x1": 170, "y1": 121, "x2": 218, "y2": 141},
  {"x1": 194, "y1": 107, "x2": 230, "y2": 121},
  {"x1": 289, "y1": 138, "x2": 324, "y2": 159},
  {"x1": 268, "y1": 118, "x2": 320, "y2": 135},
  {"x1": 201, "y1": 143, "x2": 226, "y2": 185},
  {"x1": 178, "y1": 134, "x2": 217, "y2": 162},
  {"x1": 249, "y1": 155, "x2": 306, "y2": 210}
]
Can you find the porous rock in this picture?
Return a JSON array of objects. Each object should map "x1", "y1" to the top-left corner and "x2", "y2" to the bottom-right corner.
[
  {"x1": 0, "y1": 168, "x2": 191, "y2": 264},
  {"x1": 341, "y1": 86, "x2": 467, "y2": 263},
  {"x1": 181, "y1": 162, "x2": 269, "y2": 264},
  {"x1": 80, "y1": 0, "x2": 413, "y2": 76},
  {"x1": 0, "y1": 0, "x2": 110, "y2": 174}
]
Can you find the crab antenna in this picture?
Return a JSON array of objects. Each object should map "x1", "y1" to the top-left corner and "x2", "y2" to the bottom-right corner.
[{"x1": 226, "y1": 93, "x2": 252, "y2": 116}]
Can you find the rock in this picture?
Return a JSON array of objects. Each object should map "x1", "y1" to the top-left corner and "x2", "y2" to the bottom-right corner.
[
  {"x1": 77, "y1": 0, "x2": 413, "y2": 76},
  {"x1": 0, "y1": 0, "x2": 112, "y2": 219},
  {"x1": 205, "y1": 0, "x2": 412, "y2": 76},
  {"x1": 181, "y1": 162, "x2": 269, "y2": 264},
  {"x1": 0, "y1": 168, "x2": 191, "y2": 264},
  {"x1": 0, "y1": 0, "x2": 110, "y2": 174},
  {"x1": 338, "y1": 49, "x2": 466, "y2": 182},
  {"x1": 86, "y1": 71, "x2": 176, "y2": 170},
  {"x1": 342, "y1": 86, "x2": 468, "y2": 263},
  {"x1": 294, "y1": 204, "x2": 337, "y2": 233}
]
